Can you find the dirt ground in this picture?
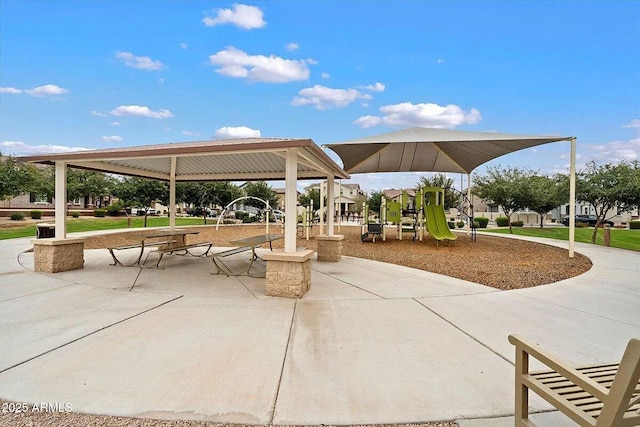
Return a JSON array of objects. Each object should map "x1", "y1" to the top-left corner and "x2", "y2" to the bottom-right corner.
[{"x1": 83, "y1": 223, "x2": 592, "y2": 290}]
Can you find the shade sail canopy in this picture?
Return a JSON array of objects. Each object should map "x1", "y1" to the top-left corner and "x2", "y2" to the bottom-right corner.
[
  {"x1": 20, "y1": 137, "x2": 349, "y2": 181},
  {"x1": 324, "y1": 127, "x2": 573, "y2": 175}
]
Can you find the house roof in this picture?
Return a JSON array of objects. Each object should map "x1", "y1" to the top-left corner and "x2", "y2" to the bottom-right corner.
[{"x1": 20, "y1": 137, "x2": 350, "y2": 181}]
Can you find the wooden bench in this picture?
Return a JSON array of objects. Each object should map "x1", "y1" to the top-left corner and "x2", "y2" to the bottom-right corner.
[
  {"x1": 149, "y1": 242, "x2": 214, "y2": 268},
  {"x1": 107, "y1": 240, "x2": 175, "y2": 266},
  {"x1": 509, "y1": 334, "x2": 640, "y2": 426},
  {"x1": 211, "y1": 245, "x2": 260, "y2": 276}
]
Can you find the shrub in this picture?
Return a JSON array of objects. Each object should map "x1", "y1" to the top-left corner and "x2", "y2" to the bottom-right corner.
[
  {"x1": 30, "y1": 210, "x2": 43, "y2": 219},
  {"x1": 511, "y1": 220, "x2": 524, "y2": 227},
  {"x1": 456, "y1": 220, "x2": 465, "y2": 228},
  {"x1": 70, "y1": 211, "x2": 80, "y2": 218},
  {"x1": 495, "y1": 216, "x2": 509, "y2": 227},
  {"x1": 475, "y1": 217, "x2": 489, "y2": 228},
  {"x1": 106, "y1": 201, "x2": 124, "y2": 216},
  {"x1": 10, "y1": 212, "x2": 25, "y2": 221},
  {"x1": 447, "y1": 221, "x2": 455, "y2": 229},
  {"x1": 629, "y1": 220, "x2": 640, "y2": 230},
  {"x1": 471, "y1": 221, "x2": 480, "y2": 229},
  {"x1": 575, "y1": 221, "x2": 589, "y2": 228},
  {"x1": 94, "y1": 209, "x2": 107, "y2": 217}
]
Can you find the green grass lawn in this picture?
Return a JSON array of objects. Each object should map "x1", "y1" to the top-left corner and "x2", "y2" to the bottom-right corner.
[
  {"x1": 0, "y1": 216, "x2": 213, "y2": 240},
  {"x1": 482, "y1": 226, "x2": 640, "y2": 252}
]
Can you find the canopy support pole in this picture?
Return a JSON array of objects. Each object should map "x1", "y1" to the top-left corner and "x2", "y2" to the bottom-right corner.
[
  {"x1": 327, "y1": 175, "x2": 335, "y2": 236},
  {"x1": 169, "y1": 156, "x2": 176, "y2": 230},
  {"x1": 319, "y1": 180, "x2": 325, "y2": 235},
  {"x1": 284, "y1": 148, "x2": 298, "y2": 253},
  {"x1": 54, "y1": 161, "x2": 67, "y2": 239},
  {"x1": 466, "y1": 174, "x2": 472, "y2": 234},
  {"x1": 569, "y1": 137, "x2": 576, "y2": 258}
]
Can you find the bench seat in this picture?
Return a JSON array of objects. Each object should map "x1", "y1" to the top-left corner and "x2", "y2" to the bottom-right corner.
[
  {"x1": 509, "y1": 334, "x2": 640, "y2": 427},
  {"x1": 107, "y1": 240, "x2": 176, "y2": 266},
  {"x1": 211, "y1": 245, "x2": 260, "y2": 276},
  {"x1": 149, "y1": 242, "x2": 214, "y2": 268}
]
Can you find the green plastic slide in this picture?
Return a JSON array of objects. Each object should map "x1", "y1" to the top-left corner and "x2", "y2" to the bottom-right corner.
[{"x1": 425, "y1": 205, "x2": 457, "y2": 242}]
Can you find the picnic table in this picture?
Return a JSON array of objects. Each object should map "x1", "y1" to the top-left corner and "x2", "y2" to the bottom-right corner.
[
  {"x1": 108, "y1": 229, "x2": 206, "y2": 267},
  {"x1": 212, "y1": 233, "x2": 284, "y2": 277}
]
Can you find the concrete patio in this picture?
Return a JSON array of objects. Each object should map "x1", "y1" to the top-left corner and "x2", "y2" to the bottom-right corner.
[{"x1": 0, "y1": 231, "x2": 638, "y2": 425}]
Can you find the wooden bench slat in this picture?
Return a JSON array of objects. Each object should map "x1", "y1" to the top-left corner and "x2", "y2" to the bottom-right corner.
[{"x1": 510, "y1": 335, "x2": 640, "y2": 427}]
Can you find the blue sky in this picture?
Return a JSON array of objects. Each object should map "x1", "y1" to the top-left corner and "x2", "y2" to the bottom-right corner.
[{"x1": 1, "y1": 0, "x2": 638, "y2": 193}]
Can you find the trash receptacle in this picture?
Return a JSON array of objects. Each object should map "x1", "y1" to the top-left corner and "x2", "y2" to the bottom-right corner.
[{"x1": 36, "y1": 223, "x2": 56, "y2": 238}]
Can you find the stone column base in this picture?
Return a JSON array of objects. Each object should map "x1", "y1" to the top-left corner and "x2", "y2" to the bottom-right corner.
[
  {"x1": 32, "y1": 238, "x2": 85, "y2": 273},
  {"x1": 316, "y1": 234, "x2": 344, "y2": 262},
  {"x1": 262, "y1": 249, "x2": 315, "y2": 299}
]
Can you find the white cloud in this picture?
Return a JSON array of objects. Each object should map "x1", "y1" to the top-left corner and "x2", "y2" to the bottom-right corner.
[
  {"x1": 24, "y1": 84, "x2": 70, "y2": 97},
  {"x1": 360, "y1": 82, "x2": 385, "y2": 92},
  {"x1": 209, "y1": 47, "x2": 312, "y2": 83},
  {"x1": 101, "y1": 135, "x2": 123, "y2": 143},
  {"x1": 110, "y1": 121, "x2": 122, "y2": 126},
  {"x1": 213, "y1": 126, "x2": 261, "y2": 139},
  {"x1": 437, "y1": 58, "x2": 445, "y2": 64},
  {"x1": 0, "y1": 87, "x2": 22, "y2": 94},
  {"x1": 110, "y1": 105, "x2": 173, "y2": 119},
  {"x1": 1, "y1": 140, "x2": 89, "y2": 156},
  {"x1": 584, "y1": 138, "x2": 639, "y2": 163},
  {"x1": 158, "y1": 78, "x2": 165, "y2": 84},
  {"x1": 116, "y1": 51, "x2": 164, "y2": 71},
  {"x1": 182, "y1": 130, "x2": 200, "y2": 136},
  {"x1": 179, "y1": 43, "x2": 188, "y2": 49},
  {"x1": 321, "y1": 72, "x2": 330, "y2": 79},
  {"x1": 622, "y1": 119, "x2": 640, "y2": 129},
  {"x1": 291, "y1": 85, "x2": 372, "y2": 110},
  {"x1": 286, "y1": 42, "x2": 299, "y2": 51},
  {"x1": 91, "y1": 110, "x2": 107, "y2": 117},
  {"x1": 203, "y1": 4, "x2": 266, "y2": 29},
  {"x1": 353, "y1": 102, "x2": 482, "y2": 129}
]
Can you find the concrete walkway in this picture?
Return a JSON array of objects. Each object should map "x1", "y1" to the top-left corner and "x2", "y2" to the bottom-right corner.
[{"x1": 0, "y1": 231, "x2": 638, "y2": 425}]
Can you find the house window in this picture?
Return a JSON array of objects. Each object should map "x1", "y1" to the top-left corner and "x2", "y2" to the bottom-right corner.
[
  {"x1": 73, "y1": 198, "x2": 82, "y2": 206},
  {"x1": 29, "y1": 193, "x2": 51, "y2": 205}
]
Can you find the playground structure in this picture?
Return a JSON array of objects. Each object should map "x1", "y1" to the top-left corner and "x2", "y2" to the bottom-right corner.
[
  {"x1": 361, "y1": 186, "x2": 476, "y2": 244},
  {"x1": 297, "y1": 199, "x2": 315, "y2": 240},
  {"x1": 215, "y1": 196, "x2": 279, "y2": 232}
]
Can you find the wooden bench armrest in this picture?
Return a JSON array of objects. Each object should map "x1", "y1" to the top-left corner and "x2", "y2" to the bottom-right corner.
[{"x1": 509, "y1": 334, "x2": 610, "y2": 401}]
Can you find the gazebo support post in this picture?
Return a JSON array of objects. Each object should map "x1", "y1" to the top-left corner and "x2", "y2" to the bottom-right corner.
[
  {"x1": 569, "y1": 137, "x2": 576, "y2": 258},
  {"x1": 169, "y1": 156, "x2": 176, "y2": 230},
  {"x1": 317, "y1": 173, "x2": 344, "y2": 262},
  {"x1": 32, "y1": 161, "x2": 85, "y2": 273},
  {"x1": 264, "y1": 147, "x2": 314, "y2": 298},
  {"x1": 319, "y1": 180, "x2": 325, "y2": 235}
]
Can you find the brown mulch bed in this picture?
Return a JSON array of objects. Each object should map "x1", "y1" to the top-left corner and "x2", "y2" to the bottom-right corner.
[{"x1": 84, "y1": 224, "x2": 592, "y2": 290}]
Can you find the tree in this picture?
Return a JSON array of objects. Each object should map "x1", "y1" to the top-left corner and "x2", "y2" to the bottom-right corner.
[
  {"x1": 576, "y1": 161, "x2": 640, "y2": 243},
  {"x1": 0, "y1": 155, "x2": 42, "y2": 200},
  {"x1": 299, "y1": 189, "x2": 321, "y2": 210},
  {"x1": 67, "y1": 169, "x2": 113, "y2": 206},
  {"x1": 112, "y1": 177, "x2": 168, "y2": 227},
  {"x1": 242, "y1": 181, "x2": 279, "y2": 210},
  {"x1": 416, "y1": 173, "x2": 457, "y2": 209},
  {"x1": 523, "y1": 174, "x2": 568, "y2": 228},
  {"x1": 176, "y1": 181, "x2": 241, "y2": 224},
  {"x1": 367, "y1": 190, "x2": 384, "y2": 215},
  {"x1": 473, "y1": 166, "x2": 532, "y2": 233}
]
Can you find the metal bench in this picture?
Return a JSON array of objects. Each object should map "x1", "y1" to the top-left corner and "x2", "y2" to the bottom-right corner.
[
  {"x1": 107, "y1": 240, "x2": 175, "y2": 267},
  {"x1": 149, "y1": 242, "x2": 214, "y2": 268},
  {"x1": 211, "y1": 245, "x2": 260, "y2": 276},
  {"x1": 509, "y1": 334, "x2": 640, "y2": 426}
]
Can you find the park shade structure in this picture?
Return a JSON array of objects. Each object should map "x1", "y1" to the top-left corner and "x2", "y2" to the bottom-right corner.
[
  {"x1": 20, "y1": 137, "x2": 350, "y2": 254},
  {"x1": 324, "y1": 127, "x2": 578, "y2": 257}
]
